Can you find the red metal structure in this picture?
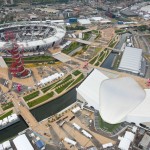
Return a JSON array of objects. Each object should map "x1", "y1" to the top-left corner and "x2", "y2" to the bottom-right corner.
[
  {"x1": 146, "y1": 78, "x2": 150, "y2": 87},
  {"x1": 83, "y1": 61, "x2": 89, "y2": 70},
  {"x1": 4, "y1": 31, "x2": 30, "y2": 78}
]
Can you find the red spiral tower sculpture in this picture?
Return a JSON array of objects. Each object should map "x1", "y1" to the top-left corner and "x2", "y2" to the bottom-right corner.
[{"x1": 4, "y1": 31, "x2": 31, "y2": 78}]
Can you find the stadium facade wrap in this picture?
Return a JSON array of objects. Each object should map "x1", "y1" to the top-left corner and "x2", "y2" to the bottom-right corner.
[{"x1": 0, "y1": 21, "x2": 66, "y2": 53}]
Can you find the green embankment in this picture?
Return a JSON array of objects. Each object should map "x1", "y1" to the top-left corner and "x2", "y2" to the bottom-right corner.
[
  {"x1": 1, "y1": 102, "x2": 14, "y2": 111},
  {"x1": 0, "y1": 110, "x2": 13, "y2": 120},
  {"x1": 62, "y1": 42, "x2": 80, "y2": 54},
  {"x1": 99, "y1": 115, "x2": 120, "y2": 132},
  {"x1": 67, "y1": 74, "x2": 84, "y2": 89},
  {"x1": 27, "y1": 92, "x2": 54, "y2": 108},
  {"x1": 23, "y1": 91, "x2": 40, "y2": 101},
  {"x1": 72, "y1": 70, "x2": 81, "y2": 76}
]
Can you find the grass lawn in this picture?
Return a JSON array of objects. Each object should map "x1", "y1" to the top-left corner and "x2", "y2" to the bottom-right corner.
[
  {"x1": 53, "y1": 75, "x2": 72, "y2": 89},
  {"x1": 99, "y1": 115, "x2": 120, "y2": 132},
  {"x1": 72, "y1": 70, "x2": 81, "y2": 76},
  {"x1": 62, "y1": 42, "x2": 80, "y2": 54},
  {"x1": 109, "y1": 41, "x2": 117, "y2": 48},
  {"x1": 0, "y1": 110, "x2": 13, "y2": 120},
  {"x1": 92, "y1": 30, "x2": 99, "y2": 34},
  {"x1": 27, "y1": 92, "x2": 54, "y2": 108},
  {"x1": 4, "y1": 56, "x2": 55, "y2": 62},
  {"x1": 115, "y1": 29, "x2": 126, "y2": 34},
  {"x1": 89, "y1": 56, "x2": 98, "y2": 64},
  {"x1": 99, "y1": 53, "x2": 106, "y2": 62},
  {"x1": 67, "y1": 74, "x2": 84, "y2": 89},
  {"x1": 55, "y1": 79, "x2": 74, "y2": 94},
  {"x1": 1, "y1": 102, "x2": 14, "y2": 111},
  {"x1": 83, "y1": 32, "x2": 91, "y2": 40},
  {"x1": 41, "y1": 80, "x2": 61, "y2": 93},
  {"x1": 23, "y1": 91, "x2": 40, "y2": 101},
  {"x1": 95, "y1": 62, "x2": 99, "y2": 66}
]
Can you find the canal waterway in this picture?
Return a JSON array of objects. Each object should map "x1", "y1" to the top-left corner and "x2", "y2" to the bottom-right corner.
[
  {"x1": 101, "y1": 52, "x2": 118, "y2": 69},
  {"x1": 0, "y1": 116, "x2": 28, "y2": 143},
  {"x1": 101, "y1": 33, "x2": 131, "y2": 69},
  {"x1": 31, "y1": 87, "x2": 77, "y2": 122}
]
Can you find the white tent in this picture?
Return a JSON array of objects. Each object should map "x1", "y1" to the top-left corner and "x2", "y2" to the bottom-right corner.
[
  {"x1": 118, "y1": 138, "x2": 131, "y2": 150},
  {"x1": 102, "y1": 143, "x2": 113, "y2": 148},
  {"x1": 124, "y1": 131, "x2": 135, "y2": 142},
  {"x1": 81, "y1": 130, "x2": 92, "y2": 138},
  {"x1": 72, "y1": 107, "x2": 81, "y2": 113},
  {"x1": 64, "y1": 137, "x2": 76, "y2": 146},
  {"x1": 2, "y1": 141, "x2": 11, "y2": 149},
  {"x1": 72, "y1": 123, "x2": 81, "y2": 130},
  {"x1": 0, "y1": 144, "x2": 3, "y2": 150},
  {"x1": 13, "y1": 134, "x2": 34, "y2": 150},
  {"x1": 132, "y1": 126, "x2": 137, "y2": 133},
  {"x1": 39, "y1": 72, "x2": 64, "y2": 85}
]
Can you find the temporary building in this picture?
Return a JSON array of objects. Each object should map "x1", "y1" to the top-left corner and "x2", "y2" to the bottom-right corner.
[
  {"x1": 0, "y1": 144, "x2": 3, "y2": 150},
  {"x1": 39, "y1": 72, "x2": 64, "y2": 85},
  {"x1": 102, "y1": 143, "x2": 113, "y2": 148},
  {"x1": 72, "y1": 107, "x2": 81, "y2": 113},
  {"x1": 124, "y1": 131, "x2": 135, "y2": 142},
  {"x1": 77, "y1": 19, "x2": 91, "y2": 25},
  {"x1": 72, "y1": 123, "x2": 81, "y2": 130},
  {"x1": 13, "y1": 134, "x2": 34, "y2": 150},
  {"x1": 118, "y1": 47, "x2": 142, "y2": 74},
  {"x1": 2, "y1": 141, "x2": 11, "y2": 149},
  {"x1": 64, "y1": 137, "x2": 76, "y2": 146},
  {"x1": 118, "y1": 138, "x2": 131, "y2": 150},
  {"x1": 81, "y1": 130, "x2": 92, "y2": 138},
  {"x1": 35, "y1": 140, "x2": 45, "y2": 149}
]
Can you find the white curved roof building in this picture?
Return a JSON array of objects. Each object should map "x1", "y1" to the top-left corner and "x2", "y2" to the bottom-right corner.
[
  {"x1": 100, "y1": 77, "x2": 145, "y2": 124},
  {"x1": 0, "y1": 21, "x2": 66, "y2": 52},
  {"x1": 76, "y1": 69, "x2": 150, "y2": 126}
]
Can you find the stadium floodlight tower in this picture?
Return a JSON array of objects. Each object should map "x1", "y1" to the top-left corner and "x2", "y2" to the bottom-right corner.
[{"x1": 4, "y1": 31, "x2": 31, "y2": 78}]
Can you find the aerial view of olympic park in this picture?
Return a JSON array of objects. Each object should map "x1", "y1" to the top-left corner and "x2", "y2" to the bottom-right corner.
[{"x1": 0, "y1": 0, "x2": 150, "y2": 149}]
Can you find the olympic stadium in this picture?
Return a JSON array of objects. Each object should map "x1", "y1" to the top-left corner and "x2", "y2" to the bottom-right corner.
[{"x1": 0, "y1": 21, "x2": 66, "y2": 53}]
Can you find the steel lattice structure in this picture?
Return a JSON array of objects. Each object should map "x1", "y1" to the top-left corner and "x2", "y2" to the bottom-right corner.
[{"x1": 4, "y1": 31, "x2": 31, "y2": 78}]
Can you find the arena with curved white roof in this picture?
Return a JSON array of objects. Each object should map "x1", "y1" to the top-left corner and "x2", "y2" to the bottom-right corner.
[
  {"x1": 0, "y1": 21, "x2": 66, "y2": 52},
  {"x1": 76, "y1": 69, "x2": 150, "y2": 127}
]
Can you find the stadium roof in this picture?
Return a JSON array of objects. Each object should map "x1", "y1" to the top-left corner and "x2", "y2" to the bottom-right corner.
[
  {"x1": 0, "y1": 21, "x2": 66, "y2": 50},
  {"x1": 118, "y1": 47, "x2": 142, "y2": 74},
  {"x1": 126, "y1": 89, "x2": 150, "y2": 125},
  {"x1": 13, "y1": 134, "x2": 34, "y2": 150},
  {"x1": 76, "y1": 69, "x2": 108, "y2": 110},
  {"x1": 100, "y1": 77, "x2": 145, "y2": 124},
  {"x1": 76, "y1": 69, "x2": 150, "y2": 125}
]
